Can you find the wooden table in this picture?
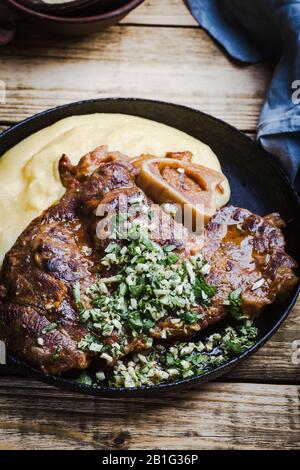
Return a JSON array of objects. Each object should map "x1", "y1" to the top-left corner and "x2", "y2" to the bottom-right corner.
[{"x1": 0, "y1": 0, "x2": 299, "y2": 451}]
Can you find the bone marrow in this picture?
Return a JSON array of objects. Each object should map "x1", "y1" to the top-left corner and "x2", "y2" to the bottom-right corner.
[{"x1": 135, "y1": 154, "x2": 225, "y2": 225}]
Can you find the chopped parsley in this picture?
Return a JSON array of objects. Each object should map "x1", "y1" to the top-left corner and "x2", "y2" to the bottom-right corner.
[
  {"x1": 109, "y1": 324, "x2": 258, "y2": 388},
  {"x1": 75, "y1": 323, "x2": 258, "y2": 389},
  {"x1": 228, "y1": 288, "x2": 243, "y2": 321},
  {"x1": 179, "y1": 311, "x2": 201, "y2": 325},
  {"x1": 76, "y1": 372, "x2": 93, "y2": 386},
  {"x1": 42, "y1": 322, "x2": 58, "y2": 334},
  {"x1": 194, "y1": 274, "x2": 216, "y2": 306},
  {"x1": 73, "y1": 282, "x2": 84, "y2": 312},
  {"x1": 74, "y1": 211, "x2": 217, "y2": 362},
  {"x1": 70, "y1": 196, "x2": 259, "y2": 389},
  {"x1": 49, "y1": 346, "x2": 62, "y2": 363}
]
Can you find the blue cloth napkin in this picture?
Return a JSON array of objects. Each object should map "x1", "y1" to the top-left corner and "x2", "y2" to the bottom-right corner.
[{"x1": 187, "y1": 0, "x2": 300, "y2": 183}]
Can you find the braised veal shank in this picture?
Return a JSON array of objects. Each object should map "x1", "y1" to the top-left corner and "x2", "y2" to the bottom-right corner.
[{"x1": 0, "y1": 148, "x2": 298, "y2": 375}]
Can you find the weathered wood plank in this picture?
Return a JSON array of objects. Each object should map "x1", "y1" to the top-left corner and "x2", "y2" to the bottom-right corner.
[
  {"x1": 0, "y1": 378, "x2": 298, "y2": 450},
  {"x1": 227, "y1": 303, "x2": 300, "y2": 383},
  {"x1": 122, "y1": 0, "x2": 198, "y2": 26},
  {"x1": 0, "y1": 24, "x2": 272, "y2": 130}
]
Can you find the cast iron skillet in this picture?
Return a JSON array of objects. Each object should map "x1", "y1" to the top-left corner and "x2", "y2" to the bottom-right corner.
[{"x1": 0, "y1": 98, "x2": 299, "y2": 397}]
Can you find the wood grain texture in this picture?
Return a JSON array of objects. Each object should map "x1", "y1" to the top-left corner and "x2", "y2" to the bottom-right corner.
[
  {"x1": 226, "y1": 304, "x2": 300, "y2": 383},
  {"x1": 0, "y1": 378, "x2": 299, "y2": 450},
  {"x1": 122, "y1": 0, "x2": 198, "y2": 26},
  {"x1": 0, "y1": 22, "x2": 272, "y2": 130}
]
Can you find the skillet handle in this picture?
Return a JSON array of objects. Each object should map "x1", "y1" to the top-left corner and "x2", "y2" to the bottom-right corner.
[{"x1": 0, "y1": 5, "x2": 15, "y2": 46}]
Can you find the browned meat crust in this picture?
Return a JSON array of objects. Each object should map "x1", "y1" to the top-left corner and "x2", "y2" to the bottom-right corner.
[
  {"x1": 0, "y1": 147, "x2": 298, "y2": 375},
  {"x1": 202, "y1": 206, "x2": 298, "y2": 320}
]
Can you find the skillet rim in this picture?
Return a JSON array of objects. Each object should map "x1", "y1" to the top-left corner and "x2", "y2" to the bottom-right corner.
[{"x1": 1, "y1": 97, "x2": 299, "y2": 397}]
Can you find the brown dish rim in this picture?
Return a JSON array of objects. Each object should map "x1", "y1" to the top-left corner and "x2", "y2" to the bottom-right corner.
[{"x1": 5, "y1": 0, "x2": 145, "y2": 23}]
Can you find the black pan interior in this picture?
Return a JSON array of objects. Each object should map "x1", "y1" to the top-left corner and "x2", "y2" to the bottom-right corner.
[{"x1": 1, "y1": 98, "x2": 299, "y2": 396}]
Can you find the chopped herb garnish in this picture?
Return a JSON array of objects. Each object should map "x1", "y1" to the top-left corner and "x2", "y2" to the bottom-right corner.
[
  {"x1": 179, "y1": 311, "x2": 200, "y2": 325},
  {"x1": 167, "y1": 254, "x2": 179, "y2": 265},
  {"x1": 127, "y1": 311, "x2": 143, "y2": 332},
  {"x1": 109, "y1": 323, "x2": 258, "y2": 388},
  {"x1": 222, "y1": 325, "x2": 258, "y2": 354},
  {"x1": 50, "y1": 346, "x2": 62, "y2": 363},
  {"x1": 95, "y1": 371, "x2": 106, "y2": 382},
  {"x1": 193, "y1": 275, "x2": 216, "y2": 306},
  {"x1": 76, "y1": 372, "x2": 93, "y2": 386},
  {"x1": 76, "y1": 221, "x2": 217, "y2": 362},
  {"x1": 129, "y1": 278, "x2": 145, "y2": 297},
  {"x1": 69, "y1": 210, "x2": 261, "y2": 390},
  {"x1": 143, "y1": 319, "x2": 155, "y2": 331},
  {"x1": 251, "y1": 278, "x2": 265, "y2": 291},
  {"x1": 73, "y1": 281, "x2": 81, "y2": 304},
  {"x1": 73, "y1": 281, "x2": 85, "y2": 312},
  {"x1": 42, "y1": 322, "x2": 58, "y2": 334},
  {"x1": 164, "y1": 244, "x2": 177, "y2": 252},
  {"x1": 228, "y1": 288, "x2": 243, "y2": 321}
]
